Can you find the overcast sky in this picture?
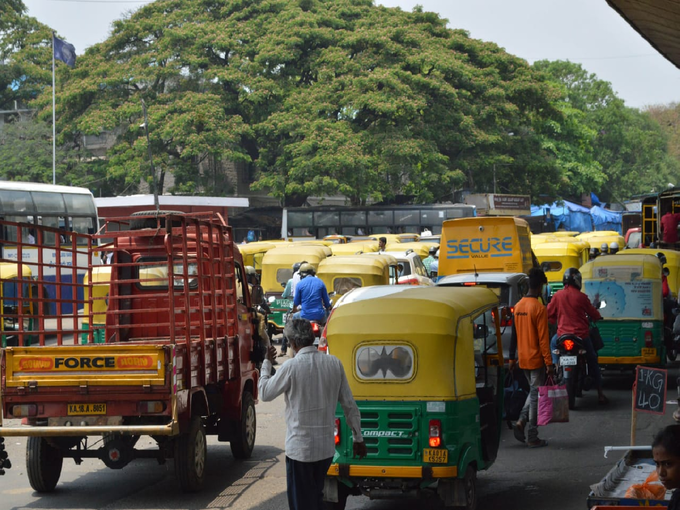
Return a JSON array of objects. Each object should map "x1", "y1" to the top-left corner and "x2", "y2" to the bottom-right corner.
[{"x1": 24, "y1": 0, "x2": 680, "y2": 109}]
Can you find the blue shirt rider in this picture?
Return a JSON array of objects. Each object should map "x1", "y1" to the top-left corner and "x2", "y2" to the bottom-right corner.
[{"x1": 293, "y1": 263, "x2": 331, "y2": 322}]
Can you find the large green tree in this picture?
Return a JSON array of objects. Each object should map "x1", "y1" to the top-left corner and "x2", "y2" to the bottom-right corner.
[
  {"x1": 533, "y1": 60, "x2": 680, "y2": 203},
  {"x1": 40, "y1": 0, "x2": 601, "y2": 205}
]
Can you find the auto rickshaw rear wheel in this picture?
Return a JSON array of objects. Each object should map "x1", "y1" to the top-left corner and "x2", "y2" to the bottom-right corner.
[
  {"x1": 454, "y1": 465, "x2": 477, "y2": 510},
  {"x1": 26, "y1": 436, "x2": 63, "y2": 492}
]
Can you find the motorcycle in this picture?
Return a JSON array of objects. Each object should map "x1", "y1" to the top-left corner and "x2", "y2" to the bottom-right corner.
[{"x1": 554, "y1": 334, "x2": 592, "y2": 410}]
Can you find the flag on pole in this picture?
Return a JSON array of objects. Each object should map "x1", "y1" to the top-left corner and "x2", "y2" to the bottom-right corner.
[{"x1": 53, "y1": 35, "x2": 76, "y2": 68}]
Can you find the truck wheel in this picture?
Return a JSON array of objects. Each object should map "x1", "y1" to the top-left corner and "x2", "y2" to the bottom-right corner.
[
  {"x1": 230, "y1": 391, "x2": 256, "y2": 459},
  {"x1": 174, "y1": 416, "x2": 206, "y2": 492},
  {"x1": 26, "y1": 437, "x2": 63, "y2": 493},
  {"x1": 454, "y1": 465, "x2": 478, "y2": 510}
]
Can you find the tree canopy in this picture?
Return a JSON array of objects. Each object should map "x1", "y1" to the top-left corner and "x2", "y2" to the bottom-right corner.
[{"x1": 24, "y1": 0, "x2": 612, "y2": 205}]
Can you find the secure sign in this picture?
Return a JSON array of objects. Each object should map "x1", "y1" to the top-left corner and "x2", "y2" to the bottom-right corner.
[{"x1": 446, "y1": 237, "x2": 513, "y2": 259}]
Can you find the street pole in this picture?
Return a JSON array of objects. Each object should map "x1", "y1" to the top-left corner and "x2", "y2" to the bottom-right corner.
[
  {"x1": 140, "y1": 99, "x2": 159, "y2": 214},
  {"x1": 493, "y1": 164, "x2": 497, "y2": 194},
  {"x1": 52, "y1": 33, "x2": 56, "y2": 185}
]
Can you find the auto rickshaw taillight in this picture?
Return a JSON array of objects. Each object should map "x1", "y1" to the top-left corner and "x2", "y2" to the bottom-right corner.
[
  {"x1": 563, "y1": 339, "x2": 575, "y2": 352},
  {"x1": 334, "y1": 418, "x2": 340, "y2": 445},
  {"x1": 645, "y1": 331, "x2": 653, "y2": 348},
  {"x1": 311, "y1": 322, "x2": 320, "y2": 335},
  {"x1": 429, "y1": 419, "x2": 442, "y2": 447}
]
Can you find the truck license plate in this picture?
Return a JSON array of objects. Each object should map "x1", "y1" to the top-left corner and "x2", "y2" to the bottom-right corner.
[
  {"x1": 68, "y1": 403, "x2": 106, "y2": 416},
  {"x1": 423, "y1": 448, "x2": 448, "y2": 464},
  {"x1": 642, "y1": 348, "x2": 657, "y2": 357},
  {"x1": 560, "y1": 355, "x2": 577, "y2": 366}
]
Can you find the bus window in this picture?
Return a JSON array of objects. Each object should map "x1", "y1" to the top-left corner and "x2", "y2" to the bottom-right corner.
[
  {"x1": 0, "y1": 190, "x2": 35, "y2": 215},
  {"x1": 72, "y1": 217, "x2": 95, "y2": 235},
  {"x1": 63, "y1": 193, "x2": 97, "y2": 217},
  {"x1": 32, "y1": 192, "x2": 66, "y2": 215},
  {"x1": 38, "y1": 216, "x2": 58, "y2": 246}
]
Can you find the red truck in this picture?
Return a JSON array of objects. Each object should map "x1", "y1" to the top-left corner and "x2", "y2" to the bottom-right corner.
[{"x1": 0, "y1": 212, "x2": 261, "y2": 492}]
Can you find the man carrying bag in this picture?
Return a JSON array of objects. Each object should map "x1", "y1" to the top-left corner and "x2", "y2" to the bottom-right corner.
[{"x1": 508, "y1": 268, "x2": 554, "y2": 448}]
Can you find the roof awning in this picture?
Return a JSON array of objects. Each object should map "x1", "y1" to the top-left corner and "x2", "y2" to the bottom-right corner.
[{"x1": 606, "y1": 0, "x2": 680, "y2": 68}]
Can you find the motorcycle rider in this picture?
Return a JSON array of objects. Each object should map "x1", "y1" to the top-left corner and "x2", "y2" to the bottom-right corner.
[
  {"x1": 659, "y1": 252, "x2": 678, "y2": 358},
  {"x1": 588, "y1": 247, "x2": 600, "y2": 261},
  {"x1": 609, "y1": 242, "x2": 619, "y2": 255},
  {"x1": 293, "y1": 263, "x2": 331, "y2": 323},
  {"x1": 547, "y1": 267, "x2": 608, "y2": 405},
  {"x1": 422, "y1": 246, "x2": 438, "y2": 274},
  {"x1": 282, "y1": 261, "x2": 303, "y2": 299},
  {"x1": 246, "y1": 266, "x2": 274, "y2": 364},
  {"x1": 600, "y1": 242, "x2": 609, "y2": 256}
]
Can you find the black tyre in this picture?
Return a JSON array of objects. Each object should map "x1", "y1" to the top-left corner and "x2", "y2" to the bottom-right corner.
[
  {"x1": 454, "y1": 465, "x2": 478, "y2": 510},
  {"x1": 566, "y1": 376, "x2": 576, "y2": 410},
  {"x1": 174, "y1": 416, "x2": 207, "y2": 492},
  {"x1": 230, "y1": 391, "x2": 256, "y2": 459},
  {"x1": 26, "y1": 437, "x2": 63, "y2": 493}
]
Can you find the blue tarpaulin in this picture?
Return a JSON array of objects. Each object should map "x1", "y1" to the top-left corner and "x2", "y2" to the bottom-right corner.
[
  {"x1": 590, "y1": 206, "x2": 623, "y2": 234},
  {"x1": 531, "y1": 200, "x2": 593, "y2": 232}
]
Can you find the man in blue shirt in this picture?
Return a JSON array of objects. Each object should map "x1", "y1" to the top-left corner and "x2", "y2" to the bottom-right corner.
[{"x1": 293, "y1": 263, "x2": 331, "y2": 323}]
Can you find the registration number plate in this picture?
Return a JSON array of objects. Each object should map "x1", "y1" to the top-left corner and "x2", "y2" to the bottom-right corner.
[
  {"x1": 642, "y1": 348, "x2": 657, "y2": 357},
  {"x1": 67, "y1": 403, "x2": 106, "y2": 416},
  {"x1": 560, "y1": 355, "x2": 578, "y2": 366},
  {"x1": 423, "y1": 448, "x2": 448, "y2": 464}
]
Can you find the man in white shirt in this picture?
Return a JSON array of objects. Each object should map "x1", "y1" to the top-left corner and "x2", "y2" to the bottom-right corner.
[{"x1": 259, "y1": 319, "x2": 366, "y2": 510}]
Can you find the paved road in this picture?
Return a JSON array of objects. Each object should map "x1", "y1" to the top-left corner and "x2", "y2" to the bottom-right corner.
[{"x1": 1, "y1": 363, "x2": 677, "y2": 510}]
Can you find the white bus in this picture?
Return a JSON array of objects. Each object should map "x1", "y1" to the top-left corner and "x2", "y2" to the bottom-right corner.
[{"x1": 0, "y1": 182, "x2": 99, "y2": 314}]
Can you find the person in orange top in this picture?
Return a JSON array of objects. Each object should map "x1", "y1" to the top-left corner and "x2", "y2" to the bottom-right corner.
[{"x1": 509, "y1": 267, "x2": 554, "y2": 448}]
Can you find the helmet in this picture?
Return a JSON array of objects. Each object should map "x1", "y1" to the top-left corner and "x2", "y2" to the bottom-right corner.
[
  {"x1": 657, "y1": 252, "x2": 668, "y2": 265},
  {"x1": 245, "y1": 266, "x2": 256, "y2": 277},
  {"x1": 428, "y1": 246, "x2": 438, "y2": 255},
  {"x1": 299, "y1": 262, "x2": 315, "y2": 277},
  {"x1": 563, "y1": 267, "x2": 582, "y2": 290},
  {"x1": 292, "y1": 262, "x2": 302, "y2": 273},
  {"x1": 609, "y1": 242, "x2": 619, "y2": 254},
  {"x1": 600, "y1": 242, "x2": 609, "y2": 254}
]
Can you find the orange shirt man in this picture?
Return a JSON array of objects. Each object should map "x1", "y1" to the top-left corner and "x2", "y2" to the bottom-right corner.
[{"x1": 509, "y1": 268, "x2": 553, "y2": 448}]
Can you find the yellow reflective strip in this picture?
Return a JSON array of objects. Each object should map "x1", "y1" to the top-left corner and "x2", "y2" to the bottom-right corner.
[
  {"x1": 598, "y1": 356, "x2": 660, "y2": 365},
  {"x1": 327, "y1": 464, "x2": 457, "y2": 478}
]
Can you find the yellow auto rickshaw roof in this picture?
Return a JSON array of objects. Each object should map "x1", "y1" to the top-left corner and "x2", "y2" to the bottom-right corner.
[
  {"x1": 534, "y1": 231, "x2": 579, "y2": 237},
  {"x1": 328, "y1": 286, "x2": 499, "y2": 338},
  {"x1": 237, "y1": 242, "x2": 277, "y2": 256},
  {"x1": 330, "y1": 242, "x2": 378, "y2": 256},
  {"x1": 581, "y1": 254, "x2": 662, "y2": 279},
  {"x1": 266, "y1": 243, "x2": 332, "y2": 257},
  {"x1": 369, "y1": 233, "x2": 419, "y2": 243},
  {"x1": 531, "y1": 236, "x2": 590, "y2": 248},
  {"x1": 385, "y1": 242, "x2": 435, "y2": 259},
  {"x1": 532, "y1": 241, "x2": 588, "y2": 257},
  {"x1": 621, "y1": 248, "x2": 680, "y2": 265},
  {"x1": 261, "y1": 246, "x2": 328, "y2": 267},
  {"x1": 317, "y1": 255, "x2": 393, "y2": 277},
  {"x1": 0, "y1": 262, "x2": 32, "y2": 279}
]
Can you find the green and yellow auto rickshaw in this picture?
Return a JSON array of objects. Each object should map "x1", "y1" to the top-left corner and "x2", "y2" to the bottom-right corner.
[
  {"x1": 323, "y1": 286, "x2": 504, "y2": 510},
  {"x1": 260, "y1": 245, "x2": 328, "y2": 335},
  {"x1": 0, "y1": 262, "x2": 34, "y2": 347},
  {"x1": 533, "y1": 240, "x2": 589, "y2": 292},
  {"x1": 316, "y1": 255, "x2": 398, "y2": 304},
  {"x1": 581, "y1": 254, "x2": 665, "y2": 367},
  {"x1": 80, "y1": 265, "x2": 111, "y2": 344}
]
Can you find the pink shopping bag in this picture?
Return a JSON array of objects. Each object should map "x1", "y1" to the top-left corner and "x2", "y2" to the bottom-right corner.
[{"x1": 537, "y1": 377, "x2": 569, "y2": 426}]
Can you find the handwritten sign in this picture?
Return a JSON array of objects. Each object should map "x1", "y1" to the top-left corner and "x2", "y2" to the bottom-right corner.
[{"x1": 634, "y1": 366, "x2": 667, "y2": 415}]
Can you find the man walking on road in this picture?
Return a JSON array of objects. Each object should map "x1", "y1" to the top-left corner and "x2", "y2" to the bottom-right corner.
[
  {"x1": 259, "y1": 319, "x2": 367, "y2": 510},
  {"x1": 509, "y1": 268, "x2": 554, "y2": 448}
]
